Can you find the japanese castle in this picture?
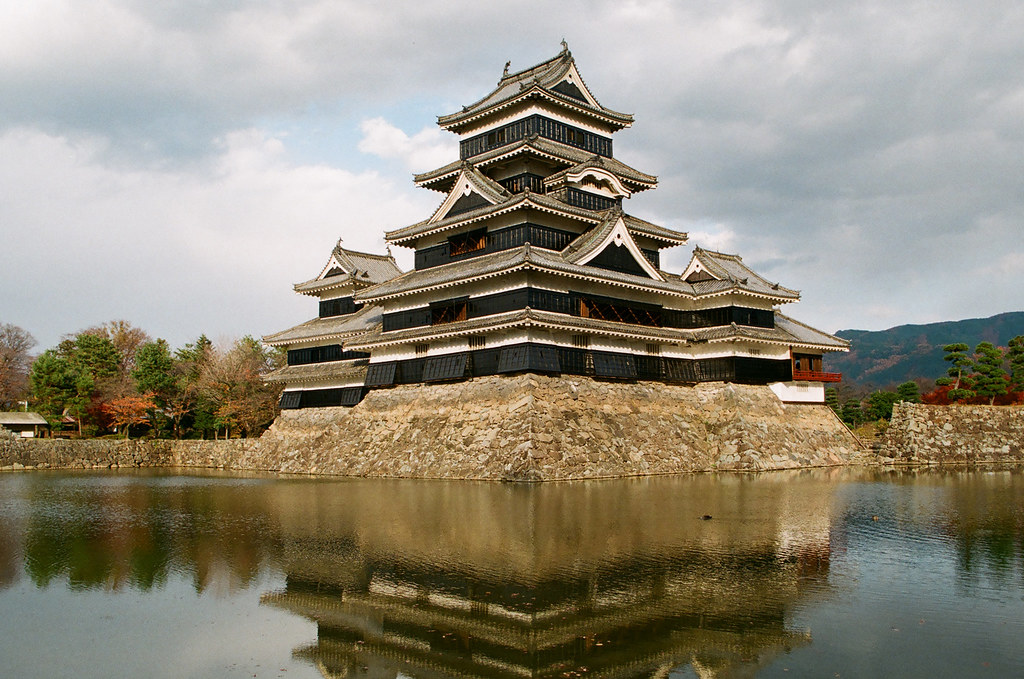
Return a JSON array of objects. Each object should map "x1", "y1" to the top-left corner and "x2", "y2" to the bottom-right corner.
[{"x1": 265, "y1": 45, "x2": 847, "y2": 409}]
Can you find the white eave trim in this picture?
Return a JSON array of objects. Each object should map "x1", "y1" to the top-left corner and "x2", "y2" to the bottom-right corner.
[
  {"x1": 440, "y1": 85, "x2": 632, "y2": 132},
  {"x1": 387, "y1": 196, "x2": 601, "y2": 246},
  {"x1": 704, "y1": 334, "x2": 849, "y2": 352},
  {"x1": 263, "y1": 329, "x2": 369, "y2": 348}
]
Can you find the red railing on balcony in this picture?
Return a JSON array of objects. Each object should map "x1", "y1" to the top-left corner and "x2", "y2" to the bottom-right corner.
[{"x1": 792, "y1": 370, "x2": 842, "y2": 383}]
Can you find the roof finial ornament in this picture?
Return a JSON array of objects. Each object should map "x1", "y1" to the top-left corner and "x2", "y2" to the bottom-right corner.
[
  {"x1": 386, "y1": 243, "x2": 393, "y2": 259},
  {"x1": 336, "y1": 237, "x2": 344, "y2": 250},
  {"x1": 561, "y1": 38, "x2": 569, "y2": 53},
  {"x1": 503, "y1": 60, "x2": 510, "y2": 77}
]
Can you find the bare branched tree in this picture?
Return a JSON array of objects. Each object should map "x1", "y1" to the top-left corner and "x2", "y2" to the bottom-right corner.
[
  {"x1": 0, "y1": 323, "x2": 37, "y2": 410},
  {"x1": 199, "y1": 337, "x2": 281, "y2": 438}
]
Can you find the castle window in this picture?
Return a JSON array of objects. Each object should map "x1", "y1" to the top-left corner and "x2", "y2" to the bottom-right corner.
[
  {"x1": 572, "y1": 334, "x2": 590, "y2": 349},
  {"x1": 449, "y1": 229, "x2": 486, "y2": 256},
  {"x1": 579, "y1": 298, "x2": 662, "y2": 327},
  {"x1": 431, "y1": 302, "x2": 467, "y2": 325},
  {"x1": 469, "y1": 336, "x2": 487, "y2": 349},
  {"x1": 486, "y1": 129, "x2": 505, "y2": 147},
  {"x1": 415, "y1": 343, "x2": 430, "y2": 356}
]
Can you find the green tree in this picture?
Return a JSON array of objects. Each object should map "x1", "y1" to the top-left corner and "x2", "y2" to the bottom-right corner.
[
  {"x1": 1009, "y1": 335, "x2": 1024, "y2": 395},
  {"x1": 133, "y1": 340, "x2": 176, "y2": 402},
  {"x1": 29, "y1": 350, "x2": 78, "y2": 429},
  {"x1": 173, "y1": 335, "x2": 215, "y2": 438},
  {"x1": 65, "y1": 333, "x2": 120, "y2": 383},
  {"x1": 866, "y1": 390, "x2": 900, "y2": 421},
  {"x1": 841, "y1": 399, "x2": 865, "y2": 427},
  {"x1": 937, "y1": 342, "x2": 975, "y2": 402},
  {"x1": 824, "y1": 387, "x2": 841, "y2": 415},
  {"x1": 132, "y1": 340, "x2": 178, "y2": 436},
  {"x1": 972, "y1": 342, "x2": 1007, "y2": 405},
  {"x1": 896, "y1": 381, "x2": 921, "y2": 403},
  {"x1": 30, "y1": 332, "x2": 126, "y2": 435}
]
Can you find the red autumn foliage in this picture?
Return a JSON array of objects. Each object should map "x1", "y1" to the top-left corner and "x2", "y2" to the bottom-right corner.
[
  {"x1": 101, "y1": 392, "x2": 157, "y2": 437},
  {"x1": 922, "y1": 379, "x2": 1023, "y2": 406}
]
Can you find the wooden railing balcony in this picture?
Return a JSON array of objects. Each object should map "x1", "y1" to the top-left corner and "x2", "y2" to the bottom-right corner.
[{"x1": 793, "y1": 370, "x2": 842, "y2": 383}]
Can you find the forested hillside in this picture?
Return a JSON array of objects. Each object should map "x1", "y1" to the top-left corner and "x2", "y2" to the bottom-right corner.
[{"x1": 828, "y1": 311, "x2": 1024, "y2": 393}]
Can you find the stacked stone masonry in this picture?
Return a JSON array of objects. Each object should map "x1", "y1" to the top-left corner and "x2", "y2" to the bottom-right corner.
[
  {"x1": 2, "y1": 377, "x2": 860, "y2": 480},
  {"x1": 882, "y1": 402, "x2": 1024, "y2": 464}
]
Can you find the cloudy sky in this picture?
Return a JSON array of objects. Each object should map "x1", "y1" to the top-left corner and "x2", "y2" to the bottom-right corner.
[{"x1": 2, "y1": 0, "x2": 1022, "y2": 351}]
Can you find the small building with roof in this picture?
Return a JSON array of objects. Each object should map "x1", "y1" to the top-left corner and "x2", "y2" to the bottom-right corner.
[
  {"x1": 264, "y1": 44, "x2": 847, "y2": 411},
  {"x1": 0, "y1": 412, "x2": 49, "y2": 438}
]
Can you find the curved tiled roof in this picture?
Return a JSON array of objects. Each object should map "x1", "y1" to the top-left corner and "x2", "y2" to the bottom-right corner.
[
  {"x1": 772, "y1": 313, "x2": 850, "y2": 350},
  {"x1": 414, "y1": 137, "x2": 657, "y2": 193},
  {"x1": 293, "y1": 246, "x2": 402, "y2": 295},
  {"x1": 622, "y1": 214, "x2": 688, "y2": 246},
  {"x1": 263, "y1": 360, "x2": 369, "y2": 385},
  {"x1": 263, "y1": 305, "x2": 383, "y2": 346},
  {"x1": 437, "y1": 47, "x2": 633, "y2": 132},
  {"x1": 687, "y1": 248, "x2": 800, "y2": 300},
  {"x1": 355, "y1": 242, "x2": 796, "y2": 305},
  {"x1": 345, "y1": 308, "x2": 847, "y2": 353},
  {"x1": 560, "y1": 211, "x2": 684, "y2": 268},
  {"x1": 542, "y1": 154, "x2": 658, "y2": 192},
  {"x1": 385, "y1": 191, "x2": 603, "y2": 245},
  {"x1": 424, "y1": 164, "x2": 510, "y2": 224}
]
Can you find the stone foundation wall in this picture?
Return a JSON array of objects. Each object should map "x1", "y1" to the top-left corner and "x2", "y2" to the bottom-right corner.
[
  {"x1": 2, "y1": 375, "x2": 863, "y2": 480},
  {"x1": 881, "y1": 402, "x2": 1024, "y2": 464},
  {"x1": 245, "y1": 375, "x2": 861, "y2": 480}
]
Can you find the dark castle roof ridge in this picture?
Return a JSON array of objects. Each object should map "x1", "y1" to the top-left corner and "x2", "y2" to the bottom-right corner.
[
  {"x1": 437, "y1": 45, "x2": 633, "y2": 130},
  {"x1": 386, "y1": 190, "x2": 605, "y2": 244},
  {"x1": 263, "y1": 304, "x2": 383, "y2": 346},
  {"x1": 414, "y1": 136, "x2": 658, "y2": 191}
]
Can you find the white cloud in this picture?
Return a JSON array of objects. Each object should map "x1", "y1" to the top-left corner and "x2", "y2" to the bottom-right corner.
[
  {"x1": 684, "y1": 225, "x2": 738, "y2": 253},
  {"x1": 0, "y1": 127, "x2": 433, "y2": 349},
  {"x1": 357, "y1": 117, "x2": 456, "y2": 172},
  {"x1": 2, "y1": 0, "x2": 1024, "y2": 345}
]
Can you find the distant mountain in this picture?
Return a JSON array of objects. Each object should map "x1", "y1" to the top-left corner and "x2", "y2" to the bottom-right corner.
[{"x1": 827, "y1": 311, "x2": 1024, "y2": 393}]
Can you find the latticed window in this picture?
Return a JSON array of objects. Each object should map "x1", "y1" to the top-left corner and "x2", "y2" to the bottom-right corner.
[
  {"x1": 579, "y1": 298, "x2": 662, "y2": 327},
  {"x1": 572, "y1": 334, "x2": 590, "y2": 349},
  {"x1": 449, "y1": 230, "x2": 486, "y2": 256},
  {"x1": 468, "y1": 335, "x2": 486, "y2": 349},
  {"x1": 414, "y1": 343, "x2": 430, "y2": 356},
  {"x1": 431, "y1": 302, "x2": 467, "y2": 325},
  {"x1": 645, "y1": 343, "x2": 661, "y2": 355},
  {"x1": 486, "y1": 129, "x2": 506, "y2": 147}
]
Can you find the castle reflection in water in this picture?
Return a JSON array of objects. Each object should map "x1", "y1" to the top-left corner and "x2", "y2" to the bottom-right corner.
[
  {"x1": 5, "y1": 468, "x2": 1024, "y2": 678},
  {"x1": 259, "y1": 474, "x2": 837, "y2": 679}
]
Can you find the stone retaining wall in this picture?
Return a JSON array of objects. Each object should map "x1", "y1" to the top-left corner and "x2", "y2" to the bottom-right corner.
[
  {"x1": 0, "y1": 435, "x2": 255, "y2": 471},
  {"x1": 881, "y1": 402, "x2": 1024, "y2": 464},
  {"x1": 1, "y1": 375, "x2": 863, "y2": 480}
]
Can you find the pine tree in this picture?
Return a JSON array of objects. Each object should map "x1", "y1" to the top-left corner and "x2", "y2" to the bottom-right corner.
[
  {"x1": 936, "y1": 342, "x2": 975, "y2": 402},
  {"x1": 896, "y1": 381, "x2": 921, "y2": 403},
  {"x1": 972, "y1": 341, "x2": 1007, "y2": 405},
  {"x1": 841, "y1": 399, "x2": 864, "y2": 427},
  {"x1": 824, "y1": 387, "x2": 841, "y2": 415},
  {"x1": 867, "y1": 390, "x2": 900, "y2": 421},
  {"x1": 1009, "y1": 335, "x2": 1024, "y2": 395}
]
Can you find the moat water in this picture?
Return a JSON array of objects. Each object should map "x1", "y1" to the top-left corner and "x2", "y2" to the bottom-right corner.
[{"x1": 0, "y1": 467, "x2": 1022, "y2": 678}]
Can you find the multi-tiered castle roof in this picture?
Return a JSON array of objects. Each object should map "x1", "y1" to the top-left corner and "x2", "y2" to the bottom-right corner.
[{"x1": 264, "y1": 45, "x2": 848, "y2": 409}]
